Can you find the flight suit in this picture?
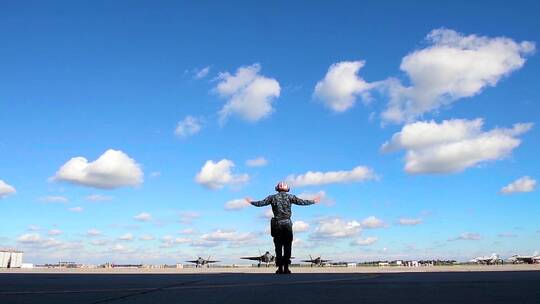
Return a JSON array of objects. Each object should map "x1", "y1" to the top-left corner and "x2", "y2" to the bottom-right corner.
[{"x1": 250, "y1": 192, "x2": 315, "y2": 269}]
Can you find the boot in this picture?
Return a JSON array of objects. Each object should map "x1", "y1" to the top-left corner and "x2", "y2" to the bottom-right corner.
[
  {"x1": 283, "y1": 264, "x2": 291, "y2": 274},
  {"x1": 276, "y1": 265, "x2": 283, "y2": 274}
]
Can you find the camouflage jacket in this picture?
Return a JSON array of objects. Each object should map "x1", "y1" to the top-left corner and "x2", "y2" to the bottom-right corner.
[{"x1": 250, "y1": 192, "x2": 315, "y2": 226}]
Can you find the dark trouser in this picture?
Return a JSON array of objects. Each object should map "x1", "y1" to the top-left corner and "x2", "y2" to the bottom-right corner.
[{"x1": 273, "y1": 228, "x2": 293, "y2": 267}]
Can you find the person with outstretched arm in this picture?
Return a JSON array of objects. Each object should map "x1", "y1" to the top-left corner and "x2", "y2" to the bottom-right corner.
[{"x1": 245, "y1": 181, "x2": 319, "y2": 274}]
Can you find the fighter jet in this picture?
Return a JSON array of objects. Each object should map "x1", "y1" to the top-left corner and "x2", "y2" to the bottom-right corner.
[
  {"x1": 507, "y1": 252, "x2": 540, "y2": 264},
  {"x1": 470, "y1": 253, "x2": 503, "y2": 265},
  {"x1": 186, "y1": 256, "x2": 219, "y2": 268},
  {"x1": 241, "y1": 251, "x2": 275, "y2": 267},
  {"x1": 301, "y1": 255, "x2": 332, "y2": 267}
]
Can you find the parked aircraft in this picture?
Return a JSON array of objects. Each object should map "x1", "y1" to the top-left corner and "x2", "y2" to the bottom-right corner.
[
  {"x1": 241, "y1": 251, "x2": 275, "y2": 267},
  {"x1": 301, "y1": 255, "x2": 332, "y2": 267},
  {"x1": 471, "y1": 253, "x2": 503, "y2": 265},
  {"x1": 508, "y1": 252, "x2": 540, "y2": 264},
  {"x1": 186, "y1": 256, "x2": 219, "y2": 268}
]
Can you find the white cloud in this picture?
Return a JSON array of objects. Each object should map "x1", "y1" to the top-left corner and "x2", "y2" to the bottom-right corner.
[
  {"x1": 298, "y1": 190, "x2": 334, "y2": 205},
  {"x1": 90, "y1": 239, "x2": 107, "y2": 246},
  {"x1": 195, "y1": 159, "x2": 249, "y2": 189},
  {"x1": 314, "y1": 61, "x2": 374, "y2": 112},
  {"x1": 448, "y1": 232, "x2": 481, "y2": 241},
  {"x1": 133, "y1": 212, "x2": 152, "y2": 222},
  {"x1": 53, "y1": 149, "x2": 143, "y2": 189},
  {"x1": 27, "y1": 225, "x2": 40, "y2": 231},
  {"x1": 111, "y1": 244, "x2": 133, "y2": 253},
  {"x1": 150, "y1": 171, "x2": 161, "y2": 178},
  {"x1": 68, "y1": 206, "x2": 83, "y2": 212},
  {"x1": 497, "y1": 232, "x2": 516, "y2": 238},
  {"x1": 286, "y1": 166, "x2": 376, "y2": 187},
  {"x1": 260, "y1": 208, "x2": 274, "y2": 219},
  {"x1": 194, "y1": 66, "x2": 210, "y2": 79},
  {"x1": 139, "y1": 234, "x2": 155, "y2": 241},
  {"x1": 87, "y1": 229, "x2": 102, "y2": 237},
  {"x1": 382, "y1": 119, "x2": 533, "y2": 174},
  {"x1": 500, "y1": 176, "x2": 536, "y2": 194},
  {"x1": 85, "y1": 194, "x2": 113, "y2": 202},
  {"x1": 16, "y1": 233, "x2": 68, "y2": 249},
  {"x1": 381, "y1": 28, "x2": 535, "y2": 123},
  {"x1": 245, "y1": 157, "x2": 268, "y2": 167},
  {"x1": 293, "y1": 220, "x2": 310, "y2": 233},
  {"x1": 351, "y1": 236, "x2": 378, "y2": 246},
  {"x1": 118, "y1": 233, "x2": 134, "y2": 241},
  {"x1": 398, "y1": 218, "x2": 423, "y2": 226},
  {"x1": 161, "y1": 235, "x2": 192, "y2": 248},
  {"x1": 0, "y1": 180, "x2": 16, "y2": 198},
  {"x1": 360, "y1": 216, "x2": 386, "y2": 229},
  {"x1": 39, "y1": 196, "x2": 69, "y2": 203},
  {"x1": 200, "y1": 229, "x2": 257, "y2": 246},
  {"x1": 17, "y1": 233, "x2": 41, "y2": 244},
  {"x1": 179, "y1": 211, "x2": 200, "y2": 224},
  {"x1": 224, "y1": 199, "x2": 250, "y2": 211},
  {"x1": 311, "y1": 218, "x2": 361, "y2": 239},
  {"x1": 178, "y1": 228, "x2": 196, "y2": 235},
  {"x1": 48, "y1": 229, "x2": 62, "y2": 236},
  {"x1": 216, "y1": 63, "x2": 281, "y2": 123},
  {"x1": 175, "y1": 116, "x2": 202, "y2": 138}
]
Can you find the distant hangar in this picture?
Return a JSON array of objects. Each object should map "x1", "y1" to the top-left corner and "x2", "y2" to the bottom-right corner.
[{"x1": 0, "y1": 249, "x2": 23, "y2": 268}]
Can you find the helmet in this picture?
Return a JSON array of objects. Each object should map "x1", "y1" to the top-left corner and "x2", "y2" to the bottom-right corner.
[{"x1": 275, "y1": 181, "x2": 290, "y2": 192}]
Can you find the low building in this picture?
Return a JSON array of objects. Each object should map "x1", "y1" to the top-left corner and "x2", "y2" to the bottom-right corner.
[{"x1": 0, "y1": 250, "x2": 24, "y2": 268}]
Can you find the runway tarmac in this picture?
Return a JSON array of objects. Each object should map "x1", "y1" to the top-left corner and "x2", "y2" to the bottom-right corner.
[{"x1": 1, "y1": 270, "x2": 540, "y2": 304}]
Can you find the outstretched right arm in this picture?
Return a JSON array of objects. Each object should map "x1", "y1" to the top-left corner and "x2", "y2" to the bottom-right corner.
[{"x1": 246, "y1": 196, "x2": 272, "y2": 207}]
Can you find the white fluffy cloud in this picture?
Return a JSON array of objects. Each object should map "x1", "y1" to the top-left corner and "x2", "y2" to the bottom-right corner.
[
  {"x1": 360, "y1": 216, "x2": 386, "y2": 229},
  {"x1": 382, "y1": 119, "x2": 533, "y2": 174},
  {"x1": 39, "y1": 196, "x2": 69, "y2": 203},
  {"x1": 500, "y1": 176, "x2": 536, "y2": 194},
  {"x1": 398, "y1": 218, "x2": 423, "y2": 226},
  {"x1": 0, "y1": 180, "x2": 16, "y2": 198},
  {"x1": 298, "y1": 190, "x2": 334, "y2": 205},
  {"x1": 448, "y1": 232, "x2": 481, "y2": 241},
  {"x1": 175, "y1": 116, "x2": 202, "y2": 138},
  {"x1": 17, "y1": 233, "x2": 41, "y2": 243},
  {"x1": 118, "y1": 233, "x2": 134, "y2": 241},
  {"x1": 68, "y1": 206, "x2": 83, "y2": 212},
  {"x1": 133, "y1": 212, "x2": 152, "y2": 222},
  {"x1": 293, "y1": 221, "x2": 310, "y2": 233},
  {"x1": 245, "y1": 157, "x2": 268, "y2": 167},
  {"x1": 224, "y1": 199, "x2": 250, "y2": 211},
  {"x1": 85, "y1": 194, "x2": 113, "y2": 202},
  {"x1": 216, "y1": 64, "x2": 281, "y2": 123},
  {"x1": 381, "y1": 28, "x2": 535, "y2": 123},
  {"x1": 195, "y1": 159, "x2": 249, "y2": 189},
  {"x1": 311, "y1": 218, "x2": 361, "y2": 239},
  {"x1": 286, "y1": 166, "x2": 376, "y2": 187},
  {"x1": 200, "y1": 229, "x2": 258, "y2": 246},
  {"x1": 314, "y1": 61, "x2": 374, "y2": 112},
  {"x1": 53, "y1": 149, "x2": 143, "y2": 189},
  {"x1": 87, "y1": 229, "x2": 102, "y2": 237},
  {"x1": 139, "y1": 234, "x2": 155, "y2": 241},
  {"x1": 48, "y1": 229, "x2": 62, "y2": 236},
  {"x1": 179, "y1": 211, "x2": 200, "y2": 224},
  {"x1": 351, "y1": 236, "x2": 378, "y2": 246},
  {"x1": 194, "y1": 66, "x2": 210, "y2": 79}
]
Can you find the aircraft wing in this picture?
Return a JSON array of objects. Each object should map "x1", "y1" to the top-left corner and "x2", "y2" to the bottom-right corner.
[
  {"x1": 241, "y1": 256, "x2": 261, "y2": 261},
  {"x1": 206, "y1": 260, "x2": 219, "y2": 263},
  {"x1": 186, "y1": 260, "x2": 199, "y2": 263}
]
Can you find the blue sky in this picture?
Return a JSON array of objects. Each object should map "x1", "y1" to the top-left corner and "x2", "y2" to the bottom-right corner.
[{"x1": 1, "y1": 1, "x2": 539, "y2": 264}]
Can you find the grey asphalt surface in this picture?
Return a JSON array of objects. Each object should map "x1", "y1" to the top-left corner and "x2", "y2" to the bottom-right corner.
[{"x1": 1, "y1": 271, "x2": 539, "y2": 304}]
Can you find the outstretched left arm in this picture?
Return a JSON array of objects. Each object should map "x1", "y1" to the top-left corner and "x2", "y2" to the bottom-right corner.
[
  {"x1": 291, "y1": 195, "x2": 319, "y2": 206},
  {"x1": 246, "y1": 196, "x2": 272, "y2": 207}
]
